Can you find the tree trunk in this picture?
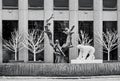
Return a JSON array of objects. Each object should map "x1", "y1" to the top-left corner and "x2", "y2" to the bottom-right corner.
[
  {"x1": 15, "y1": 50, "x2": 17, "y2": 61},
  {"x1": 108, "y1": 50, "x2": 110, "y2": 61},
  {"x1": 33, "y1": 51, "x2": 36, "y2": 61}
]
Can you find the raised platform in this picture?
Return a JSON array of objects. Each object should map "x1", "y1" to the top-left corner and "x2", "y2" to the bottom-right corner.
[{"x1": 71, "y1": 59, "x2": 103, "y2": 64}]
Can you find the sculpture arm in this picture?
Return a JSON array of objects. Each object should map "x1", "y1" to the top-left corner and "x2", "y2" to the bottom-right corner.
[
  {"x1": 44, "y1": 25, "x2": 55, "y2": 48},
  {"x1": 62, "y1": 25, "x2": 75, "y2": 49},
  {"x1": 55, "y1": 46, "x2": 66, "y2": 57},
  {"x1": 46, "y1": 14, "x2": 54, "y2": 23},
  {"x1": 44, "y1": 14, "x2": 55, "y2": 48},
  {"x1": 62, "y1": 33, "x2": 73, "y2": 49}
]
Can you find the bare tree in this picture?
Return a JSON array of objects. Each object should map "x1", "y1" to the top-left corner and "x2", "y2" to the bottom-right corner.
[
  {"x1": 96, "y1": 30, "x2": 119, "y2": 61},
  {"x1": 3, "y1": 30, "x2": 23, "y2": 61},
  {"x1": 78, "y1": 30, "x2": 93, "y2": 45},
  {"x1": 23, "y1": 29, "x2": 44, "y2": 61}
]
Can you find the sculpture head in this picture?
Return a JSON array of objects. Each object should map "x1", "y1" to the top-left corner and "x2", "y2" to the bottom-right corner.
[
  {"x1": 47, "y1": 23, "x2": 51, "y2": 26},
  {"x1": 64, "y1": 27, "x2": 69, "y2": 31},
  {"x1": 55, "y1": 39, "x2": 60, "y2": 45}
]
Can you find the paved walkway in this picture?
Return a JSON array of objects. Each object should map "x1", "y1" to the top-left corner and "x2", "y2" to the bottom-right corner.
[{"x1": 0, "y1": 75, "x2": 120, "y2": 81}]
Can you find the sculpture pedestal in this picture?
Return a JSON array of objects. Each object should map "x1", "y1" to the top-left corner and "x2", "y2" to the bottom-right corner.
[{"x1": 71, "y1": 59, "x2": 103, "y2": 64}]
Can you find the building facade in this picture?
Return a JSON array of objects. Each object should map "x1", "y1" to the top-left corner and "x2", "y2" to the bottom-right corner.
[{"x1": 0, "y1": 0, "x2": 120, "y2": 63}]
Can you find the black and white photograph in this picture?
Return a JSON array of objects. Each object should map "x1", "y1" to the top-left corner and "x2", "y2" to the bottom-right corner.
[{"x1": 0, "y1": 0, "x2": 120, "y2": 81}]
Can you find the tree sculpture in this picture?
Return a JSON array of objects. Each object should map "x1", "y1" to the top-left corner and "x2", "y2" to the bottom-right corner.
[
  {"x1": 45, "y1": 14, "x2": 75, "y2": 63},
  {"x1": 23, "y1": 29, "x2": 44, "y2": 61},
  {"x1": 77, "y1": 30, "x2": 95, "y2": 60},
  {"x1": 96, "y1": 29, "x2": 119, "y2": 61},
  {"x1": 78, "y1": 30, "x2": 93, "y2": 45},
  {"x1": 3, "y1": 30, "x2": 23, "y2": 61}
]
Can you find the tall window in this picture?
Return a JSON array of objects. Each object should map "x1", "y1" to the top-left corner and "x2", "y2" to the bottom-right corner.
[
  {"x1": 28, "y1": 21, "x2": 44, "y2": 61},
  {"x1": 54, "y1": 21, "x2": 69, "y2": 63},
  {"x1": 2, "y1": 20, "x2": 18, "y2": 63},
  {"x1": 79, "y1": 0, "x2": 93, "y2": 10},
  {"x1": 54, "y1": 0, "x2": 69, "y2": 10},
  {"x1": 103, "y1": 0, "x2": 117, "y2": 11},
  {"x1": 79, "y1": 21, "x2": 94, "y2": 45},
  {"x1": 103, "y1": 21, "x2": 117, "y2": 61},
  {"x1": 28, "y1": 0, "x2": 44, "y2": 10},
  {"x1": 2, "y1": 0, "x2": 18, "y2": 9}
]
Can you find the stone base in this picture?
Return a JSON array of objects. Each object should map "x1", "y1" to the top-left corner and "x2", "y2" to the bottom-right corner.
[{"x1": 71, "y1": 59, "x2": 103, "y2": 64}]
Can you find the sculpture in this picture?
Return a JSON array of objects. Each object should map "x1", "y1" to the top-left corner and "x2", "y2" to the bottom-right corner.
[
  {"x1": 76, "y1": 44, "x2": 95, "y2": 60},
  {"x1": 44, "y1": 15, "x2": 75, "y2": 63}
]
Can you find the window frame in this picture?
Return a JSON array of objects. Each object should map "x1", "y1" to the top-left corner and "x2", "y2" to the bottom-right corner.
[
  {"x1": 2, "y1": 0, "x2": 18, "y2": 9},
  {"x1": 54, "y1": 0, "x2": 69, "y2": 10},
  {"x1": 28, "y1": 0, "x2": 44, "y2": 10},
  {"x1": 103, "y1": 0, "x2": 117, "y2": 11},
  {"x1": 78, "y1": 0, "x2": 94, "y2": 10},
  {"x1": 54, "y1": 21, "x2": 69, "y2": 63},
  {"x1": 2, "y1": 20, "x2": 18, "y2": 63},
  {"x1": 103, "y1": 21, "x2": 118, "y2": 61},
  {"x1": 78, "y1": 21, "x2": 94, "y2": 46},
  {"x1": 28, "y1": 20, "x2": 44, "y2": 61}
]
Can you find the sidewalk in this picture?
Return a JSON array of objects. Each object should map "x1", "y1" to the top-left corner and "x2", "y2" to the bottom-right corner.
[{"x1": 0, "y1": 75, "x2": 120, "y2": 81}]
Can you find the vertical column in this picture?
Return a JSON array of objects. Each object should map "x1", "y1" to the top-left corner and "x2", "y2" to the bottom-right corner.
[
  {"x1": 19, "y1": 0, "x2": 28, "y2": 62},
  {"x1": 0, "y1": 0, "x2": 2, "y2": 63},
  {"x1": 94, "y1": 0, "x2": 103, "y2": 60},
  {"x1": 69, "y1": 0, "x2": 78, "y2": 61},
  {"x1": 44, "y1": 0, "x2": 54, "y2": 63},
  {"x1": 117, "y1": 0, "x2": 120, "y2": 61}
]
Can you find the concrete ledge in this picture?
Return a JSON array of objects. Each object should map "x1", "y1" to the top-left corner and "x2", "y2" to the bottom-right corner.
[
  {"x1": 71, "y1": 59, "x2": 103, "y2": 64},
  {"x1": 0, "y1": 63, "x2": 120, "y2": 76}
]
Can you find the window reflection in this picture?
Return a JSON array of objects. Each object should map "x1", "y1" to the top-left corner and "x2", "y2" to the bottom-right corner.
[
  {"x1": 103, "y1": 0, "x2": 117, "y2": 11},
  {"x1": 2, "y1": 0, "x2": 18, "y2": 9},
  {"x1": 54, "y1": 0, "x2": 69, "y2": 10},
  {"x1": 79, "y1": 0, "x2": 93, "y2": 10},
  {"x1": 28, "y1": 0, "x2": 44, "y2": 10}
]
